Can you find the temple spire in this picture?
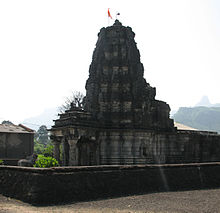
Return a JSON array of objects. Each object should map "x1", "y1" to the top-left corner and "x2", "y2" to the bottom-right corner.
[{"x1": 84, "y1": 20, "x2": 174, "y2": 130}]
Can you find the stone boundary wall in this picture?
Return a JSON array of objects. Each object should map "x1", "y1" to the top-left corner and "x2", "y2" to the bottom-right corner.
[{"x1": 1, "y1": 163, "x2": 220, "y2": 204}]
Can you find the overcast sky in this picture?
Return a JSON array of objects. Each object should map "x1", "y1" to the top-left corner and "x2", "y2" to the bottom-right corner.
[{"x1": 0, "y1": 0, "x2": 220, "y2": 124}]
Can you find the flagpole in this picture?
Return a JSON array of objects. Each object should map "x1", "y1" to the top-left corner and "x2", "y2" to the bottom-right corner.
[
  {"x1": 116, "y1": 12, "x2": 120, "y2": 20},
  {"x1": 108, "y1": 8, "x2": 112, "y2": 26}
]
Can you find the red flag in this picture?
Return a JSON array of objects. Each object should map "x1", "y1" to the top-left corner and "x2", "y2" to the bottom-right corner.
[{"x1": 108, "y1": 8, "x2": 112, "y2": 19}]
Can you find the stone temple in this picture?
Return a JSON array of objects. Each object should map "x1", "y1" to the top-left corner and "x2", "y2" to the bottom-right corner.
[{"x1": 50, "y1": 20, "x2": 220, "y2": 166}]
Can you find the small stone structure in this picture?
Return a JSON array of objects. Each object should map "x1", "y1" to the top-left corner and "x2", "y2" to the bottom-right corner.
[
  {"x1": 50, "y1": 20, "x2": 220, "y2": 166},
  {"x1": 0, "y1": 124, "x2": 34, "y2": 165}
]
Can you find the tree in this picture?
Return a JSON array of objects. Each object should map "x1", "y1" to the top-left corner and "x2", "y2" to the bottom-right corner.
[
  {"x1": 35, "y1": 125, "x2": 49, "y2": 146},
  {"x1": 34, "y1": 139, "x2": 54, "y2": 157},
  {"x1": 34, "y1": 139, "x2": 45, "y2": 154},
  {"x1": 34, "y1": 125, "x2": 54, "y2": 157},
  {"x1": 42, "y1": 141, "x2": 54, "y2": 157},
  {"x1": 1, "y1": 120, "x2": 13, "y2": 125},
  {"x1": 58, "y1": 91, "x2": 85, "y2": 113}
]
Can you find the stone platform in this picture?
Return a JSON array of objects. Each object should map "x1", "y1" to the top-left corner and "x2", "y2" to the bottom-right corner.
[{"x1": 1, "y1": 163, "x2": 220, "y2": 204}]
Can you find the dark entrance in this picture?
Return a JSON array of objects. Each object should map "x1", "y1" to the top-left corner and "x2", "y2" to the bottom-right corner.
[{"x1": 77, "y1": 137, "x2": 98, "y2": 166}]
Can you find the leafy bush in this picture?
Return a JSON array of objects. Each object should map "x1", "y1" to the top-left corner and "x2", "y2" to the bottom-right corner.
[
  {"x1": 34, "y1": 155, "x2": 59, "y2": 168},
  {"x1": 0, "y1": 160, "x2": 3, "y2": 165}
]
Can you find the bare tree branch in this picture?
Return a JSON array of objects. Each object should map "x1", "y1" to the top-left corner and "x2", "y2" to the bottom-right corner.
[{"x1": 58, "y1": 91, "x2": 85, "y2": 113}]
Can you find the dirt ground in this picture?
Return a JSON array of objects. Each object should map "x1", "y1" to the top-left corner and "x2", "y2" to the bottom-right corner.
[{"x1": 1, "y1": 188, "x2": 220, "y2": 213}]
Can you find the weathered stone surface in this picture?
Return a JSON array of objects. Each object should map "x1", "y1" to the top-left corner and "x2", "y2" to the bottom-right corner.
[
  {"x1": 50, "y1": 20, "x2": 220, "y2": 166},
  {"x1": 84, "y1": 19, "x2": 174, "y2": 130},
  {"x1": 0, "y1": 124, "x2": 34, "y2": 165},
  {"x1": 2, "y1": 163, "x2": 220, "y2": 204}
]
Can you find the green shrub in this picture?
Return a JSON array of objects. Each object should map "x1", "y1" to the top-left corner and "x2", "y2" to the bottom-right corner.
[
  {"x1": 0, "y1": 160, "x2": 3, "y2": 165},
  {"x1": 34, "y1": 155, "x2": 59, "y2": 168}
]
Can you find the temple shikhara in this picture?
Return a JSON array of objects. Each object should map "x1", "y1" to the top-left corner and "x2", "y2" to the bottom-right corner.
[{"x1": 50, "y1": 20, "x2": 220, "y2": 166}]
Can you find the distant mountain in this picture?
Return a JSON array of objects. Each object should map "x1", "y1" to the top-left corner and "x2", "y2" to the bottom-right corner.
[
  {"x1": 21, "y1": 107, "x2": 59, "y2": 131},
  {"x1": 173, "y1": 106, "x2": 220, "y2": 133},
  {"x1": 195, "y1": 96, "x2": 220, "y2": 107},
  {"x1": 213, "y1": 103, "x2": 220, "y2": 107},
  {"x1": 195, "y1": 96, "x2": 212, "y2": 107}
]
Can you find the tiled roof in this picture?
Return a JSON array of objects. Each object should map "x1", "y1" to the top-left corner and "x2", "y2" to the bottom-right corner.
[
  {"x1": 174, "y1": 122, "x2": 197, "y2": 131},
  {"x1": 0, "y1": 124, "x2": 34, "y2": 134}
]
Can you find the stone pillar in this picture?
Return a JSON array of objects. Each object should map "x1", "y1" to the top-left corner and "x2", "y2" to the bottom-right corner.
[
  {"x1": 68, "y1": 139, "x2": 79, "y2": 166},
  {"x1": 53, "y1": 141, "x2": 61, "y2": 163},
  {"x1": 61, "y1": 137, "x2": 70, "y2": 166}
]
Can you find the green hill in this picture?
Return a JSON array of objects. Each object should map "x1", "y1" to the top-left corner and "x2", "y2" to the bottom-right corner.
[{"x1": 173, "y1": 107, "x2": 220, "y2": 133}]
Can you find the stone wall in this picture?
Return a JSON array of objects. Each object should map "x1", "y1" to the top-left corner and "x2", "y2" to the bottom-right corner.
[
  {"x1": 1, "y1": 163, "x2": 220, "y2": 204},
  {"x1": 99, "y1": 130, "x2": 220, "y2": 165},
  {"x1": 51, "y1": 128, "x2": 220, "y2": 166},
  {"x1": 0, "y1": 133, "x2": 34, "y2": 165}
]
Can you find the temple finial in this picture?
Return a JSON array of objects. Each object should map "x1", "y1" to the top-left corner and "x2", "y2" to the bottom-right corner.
[{"x1": 113, "y1": 19, "x2": 122, "y2": 26}]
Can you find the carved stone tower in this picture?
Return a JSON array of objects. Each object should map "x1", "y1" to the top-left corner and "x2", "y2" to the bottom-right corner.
[{"x1": 84, "y1": 20, "x2": 174, "y2": 131}]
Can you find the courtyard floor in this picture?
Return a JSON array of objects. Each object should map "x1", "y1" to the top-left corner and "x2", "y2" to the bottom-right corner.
[{"x1": 0, "y1": 188, "x2": 220, "y2": 213}]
